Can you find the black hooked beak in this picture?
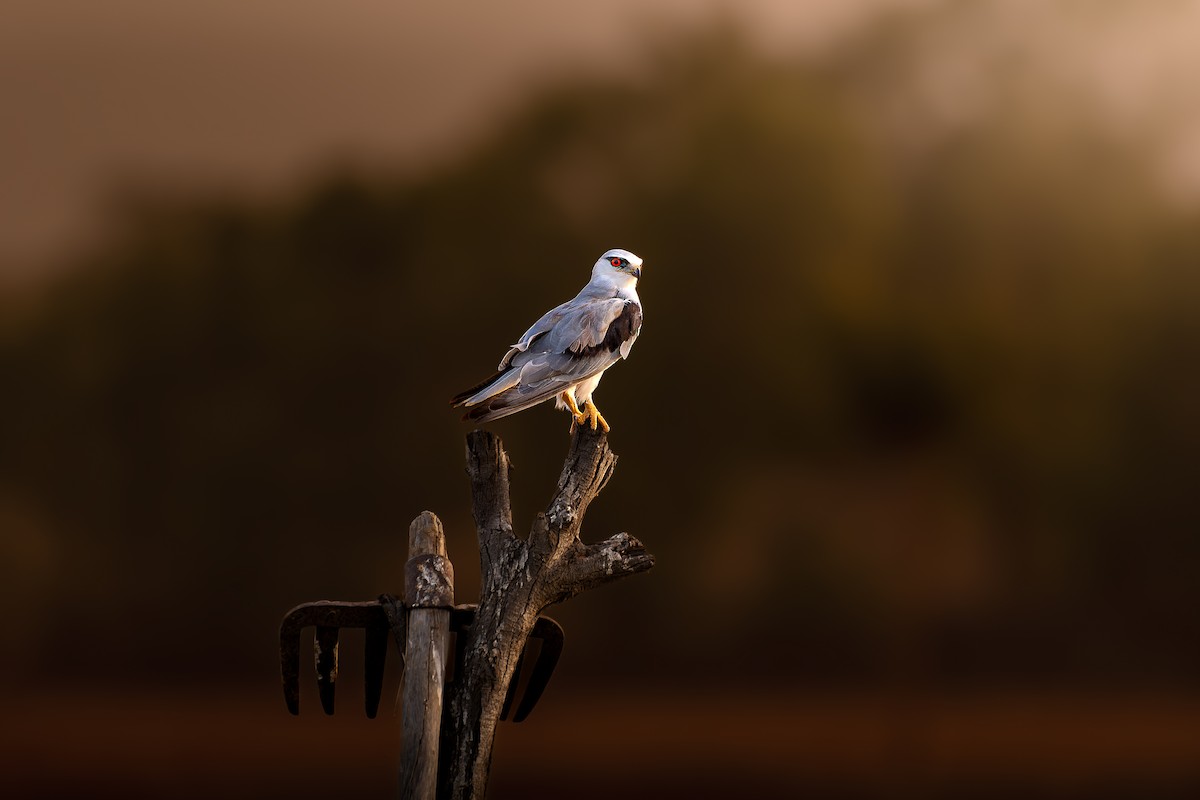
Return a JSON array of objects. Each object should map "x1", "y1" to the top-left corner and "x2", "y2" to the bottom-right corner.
[{"x1": 632, "y1": 266, "x2": 642, "y2": 280}]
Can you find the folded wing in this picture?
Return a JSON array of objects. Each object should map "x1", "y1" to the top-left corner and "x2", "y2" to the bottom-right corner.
[{"x1": 451, "y1": 297, "x2": 642, "y2": 424}]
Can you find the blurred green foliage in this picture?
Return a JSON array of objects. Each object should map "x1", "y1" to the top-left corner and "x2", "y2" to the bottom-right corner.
[{"x1": 2, "y1": 10, "x2": 1198, "y2": 688}]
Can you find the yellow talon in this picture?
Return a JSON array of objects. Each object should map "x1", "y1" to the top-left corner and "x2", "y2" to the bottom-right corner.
[{"x1": 582, "y1": 399, "x2": 610, "y2": 432}]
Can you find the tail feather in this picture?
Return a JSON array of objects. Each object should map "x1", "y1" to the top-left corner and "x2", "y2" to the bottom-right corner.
[
  {"x1": 459, "y1": 376, "x2": 571, "y2": 423},
  {"x1": 451, "y1": 369, "x2": 515, "y2": 407},
  {"x1": 462, "y1": 390, "x2": 552, "y2": 424}
]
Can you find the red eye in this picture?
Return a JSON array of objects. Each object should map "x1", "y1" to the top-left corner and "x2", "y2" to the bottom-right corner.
[{"x1": 610, "y1": 258, "x2": 622, "y2": 267}]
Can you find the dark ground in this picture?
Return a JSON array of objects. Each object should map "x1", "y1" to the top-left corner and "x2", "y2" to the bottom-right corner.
[{"x1": 7, "y1": 686, "x2": 1200, "y2": 799}]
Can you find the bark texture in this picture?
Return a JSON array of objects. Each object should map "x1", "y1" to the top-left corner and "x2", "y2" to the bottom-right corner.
[
  {"x1": 440, "y1": 426, "x2": 655, "y2": 800},
  {"x1": 401, "y1": 511, "x2": 454, "y2": 800}
]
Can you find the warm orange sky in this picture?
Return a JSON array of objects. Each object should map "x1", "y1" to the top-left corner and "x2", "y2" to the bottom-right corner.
[
  {"x1": 3, "y1": 0, "x2": 930, "y2": 282},
  {"x1": 4, "y1": 0, "x2": 1199, "y2": 285}
]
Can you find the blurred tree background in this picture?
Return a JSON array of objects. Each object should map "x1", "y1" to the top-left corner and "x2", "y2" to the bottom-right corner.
[{"x1": 3, "y1": 1, "x2": 1200, "y2": 797}]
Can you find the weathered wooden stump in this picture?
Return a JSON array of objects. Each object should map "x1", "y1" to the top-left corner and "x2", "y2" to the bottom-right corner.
[
  {"x1": 402, "y1": 512, "x2": 454, "y2": 800},
  {"x1": 439, "y1": 425, "x2": 655, "y2": 800}
]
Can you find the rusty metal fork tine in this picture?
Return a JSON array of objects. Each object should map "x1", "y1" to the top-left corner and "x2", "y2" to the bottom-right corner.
[
  {"x1": 315, "y1": 626, "x2": 340, "y2": 715},
  {"x1": 281, "y1": 601, "x2": 394, "y2": 717},
  {"x1": 363, "y1": 621, "x2": 388, "y2": 719},
  {"x1": 282, "y1": 599, "x2": 564, "y2": 722},
  {"x1": 513, "y1": 616, "x2": 565, "y2": 723},
  {"x1": 379, "y1": 594, "x2": 407, "y2": 667},
  {"x1": 498, "y1": 647, "x2": 526, "y2": 722}
]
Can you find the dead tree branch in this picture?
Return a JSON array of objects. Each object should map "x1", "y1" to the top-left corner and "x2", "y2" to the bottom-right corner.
[{"x1": 440, "y1": 425, "x2": 655, "y2": 800}]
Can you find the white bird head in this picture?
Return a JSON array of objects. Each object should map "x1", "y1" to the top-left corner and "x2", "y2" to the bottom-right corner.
[{"x1": 592, "y1": 248, "x2": 643, "y2": 287}]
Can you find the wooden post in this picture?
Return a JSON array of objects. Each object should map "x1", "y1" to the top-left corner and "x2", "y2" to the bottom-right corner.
[
  {"x1": 439, "y1": 426, "x2": 655, "y2": 800},
  {"x1": 401, "y1": 511, "x2": 454, "y2": 800}
]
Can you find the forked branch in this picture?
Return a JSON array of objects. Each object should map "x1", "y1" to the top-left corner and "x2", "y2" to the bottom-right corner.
[{"x1": 440, "y1": 425, "x2": 655, "y2": 800}]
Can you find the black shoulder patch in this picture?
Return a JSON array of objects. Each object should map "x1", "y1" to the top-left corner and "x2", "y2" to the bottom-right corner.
[{"x1": 579, "y1": 302, "x2": 641, "y2": 359}]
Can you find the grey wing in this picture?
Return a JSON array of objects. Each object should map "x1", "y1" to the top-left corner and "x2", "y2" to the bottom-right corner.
[
  {"x1": 542, "y1": 297, "x2": 632, "y2": 354},
  {"x1": 459, "y1": 299, "x2": 641, "y2": 423},
  {"x1": 498, "y1": 301, "x2": 571, "y2": 369},
  {"x1": 499, "y1": 347, "x2": 618, "y2": 405}
]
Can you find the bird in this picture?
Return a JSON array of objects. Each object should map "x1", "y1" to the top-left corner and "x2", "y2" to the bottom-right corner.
[{"x1": 451, "y1": 248, "x2": 644, "y2": 432}]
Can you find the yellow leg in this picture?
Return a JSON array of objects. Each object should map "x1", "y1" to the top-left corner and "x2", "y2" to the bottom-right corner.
[
  {"x1": 581, "y1": 398, "x2": 610, "y2": 432},
  {"x1": 561, "y1": 391, "x2": 586, "y2": 432},
  {"x1": 560, "y1": 391, "x2": 582, "y2": 416}
]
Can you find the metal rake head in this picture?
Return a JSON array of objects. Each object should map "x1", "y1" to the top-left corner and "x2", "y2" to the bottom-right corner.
[
  {"x1": 280, "y1": 596, "x2": 563, "y2": 723},
  {"x1": 279, "y1": 598, "x2": 399, "y2": 718}
]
